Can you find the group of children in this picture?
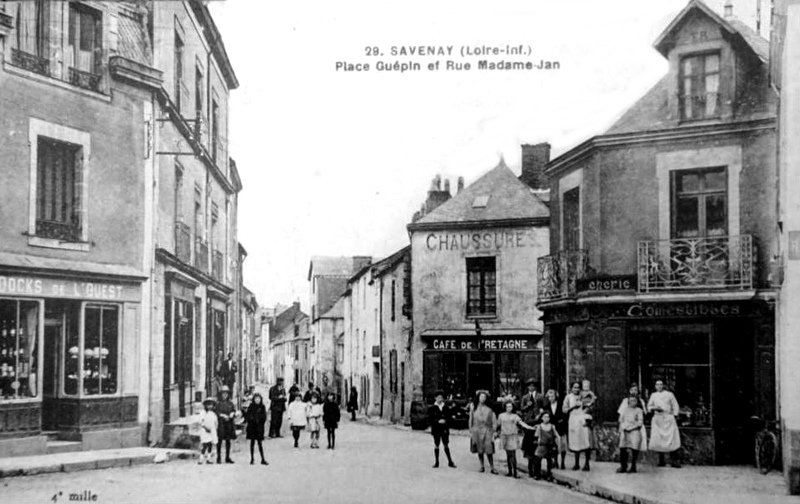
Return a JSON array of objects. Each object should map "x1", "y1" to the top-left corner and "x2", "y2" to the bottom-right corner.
[
  {"x1": 287, "y1": 391, "x2": 341, "y2": 449},
  {"x1": 497, "y1": 399, "x2": 561, "y2": 480}
]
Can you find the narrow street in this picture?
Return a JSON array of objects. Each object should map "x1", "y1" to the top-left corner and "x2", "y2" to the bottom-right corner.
[{"x1": 1, "y1": 420, "x2": 604, "y2": 504}]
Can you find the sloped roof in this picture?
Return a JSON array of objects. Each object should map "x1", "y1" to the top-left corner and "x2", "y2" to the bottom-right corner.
[
  {"x1": 320, "y1": 296, "x2": 345, "y2": 319},
  {"x1": 271, "y1": 303, "x2": 307, "y2": 335},
  {"x1": 410, "y1": 161, "x2": 549, "y2": 227},
  {"x1": 117, "y1": 7, "x2": 151, "y2": 66},
  {"x1": 308, "y1": 256, "x2": 358, "y2": 280}
]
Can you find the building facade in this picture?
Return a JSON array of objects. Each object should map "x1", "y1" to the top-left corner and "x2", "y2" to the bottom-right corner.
[
  {"x1": 408, "y1": 161, "x2": 550, "y2": 408},
  {"x1": 771, "y1": 0, "x2": 800, "y2": 493},
  {"x1": 537, "y1": 0, "x2": 777, "y2": 465},
  {"x1": 0, "y1": 0, "x2": 165, "y2": 455},
  {"x1": 268, "y1": 302, "x2": 310, "y2": 389}
]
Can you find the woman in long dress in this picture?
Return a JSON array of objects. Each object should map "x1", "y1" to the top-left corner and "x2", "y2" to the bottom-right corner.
[
  {"x1": 469, "y1": 390, "x2": 498, "y2": 474},
  {"x1": 647, "y1": 379, "x2": 681, "y2": 467},
  {"x1": 562, "y1": 381, "x2": 592, "y2": 471}
]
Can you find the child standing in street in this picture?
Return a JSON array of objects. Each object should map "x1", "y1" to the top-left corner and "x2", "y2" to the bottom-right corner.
[
  {"x1": 323, "y1": 392, "x2": 341, "y2": 449},
  {"x1": 533, "y1": 411, "x2": 561, "y2": 480},
  {"x1": 287, "y1": 393, "x2": 308, "y2": 448},
  {"x1": 198, "y1": 398, "x2": 218, "y2": 464},
  {"x1": 497, "y1": 399, "x2": 536, "y2": 478},
  {"x1": 618, "y1": 396, "x2": 646, "y2": 473},
  {"x1": 307, "y1": 393, "x2": 323, "y2": 449},
  {"x1": 245, "y1": 393, "x2": 268, "y2": 466}
]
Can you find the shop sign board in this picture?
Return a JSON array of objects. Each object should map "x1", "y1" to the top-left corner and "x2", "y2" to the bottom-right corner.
[
  {"x1": 427, "y1": 337, "x2": 535, "y2": 351},
  {"x1": 0, "y1": 274, "x2": 139, "y2": 302},
  {"x1": 577, "y1": 275, "x2": 636, "y2": 293}
]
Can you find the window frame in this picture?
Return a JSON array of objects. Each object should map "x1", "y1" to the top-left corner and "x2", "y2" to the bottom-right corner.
[
  {"x1": 678, "y1": 51, "x2": 722, "y2": 122},
  {"x1": 670, "y1": 167, "x2": 728, "y2": 239},
  {"x1": 28, "y1": 118, "x2": 91, "y2": 251},
  {"x1": 67, "y1": 2, "x2": 103, "y2": 82},
  {"x1": 63, "y1": 301, "x2": 122, "y2": 398},
  {"x1": 0, "y1": 297, "x2": 44, "y2": 403},
  {"x1": 465, "y1": 256, "x2": 497, "y2": 318}
]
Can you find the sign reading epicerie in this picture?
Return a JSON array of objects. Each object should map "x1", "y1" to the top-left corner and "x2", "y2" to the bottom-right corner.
[
  {"x1": 0, "y1": 275, "x2": 136, "y2": 302},
  {"x1": 426, "y1": 230, "x2": 531, "y2": 251}
]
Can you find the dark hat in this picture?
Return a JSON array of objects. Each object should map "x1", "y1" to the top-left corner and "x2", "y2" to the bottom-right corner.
[
  {"x1": 276, "y1": 377, "x2": 285, "y2": 382},
  {"x1": 525, "y1": 378, "x2": 540, "y2": 386},
  {"x1": 433, "y1": 390, "x2": 445, "y2": 398}
]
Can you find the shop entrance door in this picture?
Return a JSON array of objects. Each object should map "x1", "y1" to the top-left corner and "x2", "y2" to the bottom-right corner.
[
  {"x1": 468, "y1": 361, "x2": 494, "y2": 398},
  {"x1": 42, "y1": 320, "x2": 62, "y2": 431}
]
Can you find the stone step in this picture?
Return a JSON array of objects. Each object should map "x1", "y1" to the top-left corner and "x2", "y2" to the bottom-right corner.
[
  {"x1": 46, "y1": 440, "x2": 82, "y2": 455},
  {"x1": 41, "y1": 431, "x2": 60, "y2": 441}
]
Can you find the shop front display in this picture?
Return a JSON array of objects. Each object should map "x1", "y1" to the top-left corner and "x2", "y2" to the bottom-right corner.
[{"x1": 542, "y1": 299, "x2": 775, "y2": 465}]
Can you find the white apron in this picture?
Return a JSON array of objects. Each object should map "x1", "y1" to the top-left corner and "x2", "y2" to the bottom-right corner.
[{"x1": 647, "y1": 391, "x2": 681, "y2": 452}]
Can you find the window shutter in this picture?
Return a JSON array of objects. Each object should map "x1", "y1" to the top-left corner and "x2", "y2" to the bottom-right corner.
[
  {"x1": 108, "y1": 12, "x2": 118, "y2": 54},
  {"x1": 73, "y1": 148, "x2": 83, "y2": 233}
]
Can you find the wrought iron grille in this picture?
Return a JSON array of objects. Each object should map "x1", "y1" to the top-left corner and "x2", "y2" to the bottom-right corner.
[
  {"x1": 36, "y1": 219, "x2": 81, "y2": 242},
  {"x1": 68, "y1": 67, "x2": 102, "y2": 92},
  {"x1": 174, "y1": 222, "x2": 192, "y2": 264},
  {"x1": 536, "y1": 249, "x2": 589, "y2": 302},
  {"x1": 194, "y1": 238, "x2": 209, "y2": 273},
  {"x1": 11, "y1": 48, "x2": 50, "y2": 76},
  {"x1": 637, "y1": 235, "x2": 754, "y2": 292}
]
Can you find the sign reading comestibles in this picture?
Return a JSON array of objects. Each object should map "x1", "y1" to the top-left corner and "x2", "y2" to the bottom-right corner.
[
  {"x1": 0, "y1": 275, "x2": 139, "y2": 302},
  {"x1": 425, "y1": 230, "x2": 532, "y2": 251}
]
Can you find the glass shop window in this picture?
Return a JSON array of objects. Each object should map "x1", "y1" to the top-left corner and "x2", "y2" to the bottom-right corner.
[
  {"x1": 442, "y1": 353, "x2": 466, "y2": 400},
  {"x1": 82, "y1": 305, "x2": 118, "y2": 395},
  {"x1": 498, "y1": 353, "x2": 521, "y2": 400},
  {"x1": 0, "y1": 299, "x2": 40, "y2": 401},
  {"x1": 635, "y1": 325, "x2": 711, "y2": 428}
]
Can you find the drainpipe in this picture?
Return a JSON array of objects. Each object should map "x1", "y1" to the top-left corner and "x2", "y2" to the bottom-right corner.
[{"x1": 379, "y1": 276, "x2": 384, "y2": 418}]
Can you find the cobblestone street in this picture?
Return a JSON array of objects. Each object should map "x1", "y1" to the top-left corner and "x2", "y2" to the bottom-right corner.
[{"x1": 1, "y1": 420, "x2": 604, "y2": 504}]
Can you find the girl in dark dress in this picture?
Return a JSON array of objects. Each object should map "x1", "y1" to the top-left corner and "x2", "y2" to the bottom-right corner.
[
  {"x1": 216, "y1": 385, "x2": 236, "y2": 464},
  {"x1": 245, "y1": 393, "x2": 268, "y2": 465},
  {"x1": 323, "y1": 392, "x2": 341, "y2": 449},
  {"x1": 543, "y1": 389, "x2": 568, "y2": 469},
  {"x1": 347, "y1": 387, "x2": 358, "y2": 421}
]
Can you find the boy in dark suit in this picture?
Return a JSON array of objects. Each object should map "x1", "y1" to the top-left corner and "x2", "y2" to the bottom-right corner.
[{"x1": 428, "y1": 390, "x2": 457, "y2": 468}]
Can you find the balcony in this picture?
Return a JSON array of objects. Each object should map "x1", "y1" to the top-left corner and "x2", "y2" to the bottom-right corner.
[
  {"x1": 0, "y1": 11, "x2": 13, "y2": 29},
  {"x1": 36, "y1": 219, "x2": 80, "y2": 242},
  {"x1": 536, "y1": 250, "x2": 589, "y2": 303},
  {"x1": 174, "y1": 222, "x2": 192, "y2": 264},
  {"x1": 637, "y1": 235, "x2": 754, "y2": 292},
  {"x1": 194, "y1": 238, "x2": 209, "y2": 273},
  {"x1": 212, "y1": 249, "x2": 224, "y2": 282},
  {"x1": 11, "y1": 48, "x2": 50, "y2": 77},
  {"x1": 68, "y1": 67, "x2": 102, "y2": 93}
]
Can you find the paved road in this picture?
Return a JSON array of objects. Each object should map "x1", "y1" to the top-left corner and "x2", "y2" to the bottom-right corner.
[{"x1": 2, "y1": 419, "x2": 605, "y2": 504}]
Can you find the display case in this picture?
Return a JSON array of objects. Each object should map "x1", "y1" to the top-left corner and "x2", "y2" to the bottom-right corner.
[{"x1": 0, "y1": 299, "x2": 40, "y2": 401}]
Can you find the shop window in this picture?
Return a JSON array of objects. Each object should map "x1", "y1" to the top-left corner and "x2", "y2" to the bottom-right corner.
[
  {"x1": 679, "y1": 53, "x2": 721, "y2": 121},
  {"x1": 36, "y1": 137, "x2": 83, "y2": 242},
  {"x1": 562, "y1": 187, "x2": 581, "y2": 250},
  {"x1": 498, "y1": 353, "x2": 521, "y2": 400},
  {"x1": 0, "y1": 299, "x2": 40, "y2": 401},
  {"x1": 173, "y1": 299, "x2": 193, "y2": 385},
  {"x1": 82, "y1": 305, "x2": 118, "y2": 395},
  {"x1": 466, "y1": 256, "x2": 496, "y2": 317},
  {"x1": 442, "y1": 353, "x2": 466, "y2": 400},
  {"x1": 672, "y1": 167, "x2": 727, "y2": 239},
  {"x1": 635, "y1": 324, "x2": 711, "y2": 428}
]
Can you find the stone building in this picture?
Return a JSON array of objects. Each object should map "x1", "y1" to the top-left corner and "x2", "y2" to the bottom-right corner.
[
  {"x1": 771, "y1": 0, "x2": 800, "y2": 493},
  {"x1": 536, "y1": 0, "x2": 777, "y2": 465},
  {"x1": 268, "y1": 302, "x2": 310, "y2": 389},
  {"x1": 407, "y1": 158, "x2": 550, "y2": 407}
]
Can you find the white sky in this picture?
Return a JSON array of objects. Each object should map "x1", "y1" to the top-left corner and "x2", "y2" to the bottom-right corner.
[{"x1": 206, "y1": 0, "x2": 766, "y2": 311}]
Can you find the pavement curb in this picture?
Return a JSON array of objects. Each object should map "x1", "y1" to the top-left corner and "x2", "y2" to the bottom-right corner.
[
  {"x1": 551, "y1": 471, "x2": 674, "y2": 504},
  {"x1": 0, "y1": 450, "x2": 198, "y2": 479}
]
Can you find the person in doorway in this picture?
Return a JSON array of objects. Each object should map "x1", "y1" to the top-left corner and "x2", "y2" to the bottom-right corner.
[
  {"x1": 245, "y1": 393, "x2": 268, "y2": 465},
  {"x1": 197, "y1": 397, "x2": 218, "y2": 465},
  {"x1": 268, "y1": 378, "x2": 287, "y2": 438},
  {"x1": 533, "y1": 411, "x2": 561, "y2": 481},
  {"x1": 216, "y1": 385, "x2": 236, "y2": 464},
  {"x1": 213, "y1": 350, "x2": 225, "y2": 394},
  {"x1": 307, "y1": 393, "x2": 323, "y2": 449},
  {"x1": 347, "y1": 387, "x2": 359, "y2": 421},
  {"x1": 220, "y1": 352, "x2": 238, "y2": 395},
  {"x1": 323, "y1": 392, "x2": 340, "y2": 449},
  {"x1": 520, "y1": 379, "x2": 543, "y2": 473},
  {"x1": 617, "y1": 396, "x2": 645, "y2": 473},
  {"x1": 647, "y1": 379, "x2": 682, "y2": 468},
  {"x1": 563, "y1": 381, "x2": 592, "y2": 471},
  {"x1": 287, "y1": 393, "x2": 308, "y2": 448},
  {"x1": 428, "y1": 390, "x2": 457, "y2": 468},
  {"x1": 469, "y1": 390, "x2": 498, "y2": 474},
  {"x1": 497, "y1": 399, "x2": 536, "y2": 478}
]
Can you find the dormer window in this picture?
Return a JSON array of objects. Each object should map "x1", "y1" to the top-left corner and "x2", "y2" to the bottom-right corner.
[{"x1": 679, "y1": 52, "x2": 720, "y2": 121}]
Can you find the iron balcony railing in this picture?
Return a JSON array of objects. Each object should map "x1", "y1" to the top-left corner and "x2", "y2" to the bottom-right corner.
[
  {"x1": 637, "y1": 235, "x2": 754, "y2": 292},
  {"x1": 194, "y1": 238, "x2": 209, "y2": 273},
  {"x1": 174, "y1": 222, "x2": 192, "y2": 264},
  {"x1": 536, "y1": 249, "x2": 589, "y2": 302},
  {"x1": 11, "y1": 48, "x2": 50, "y2": 77}
]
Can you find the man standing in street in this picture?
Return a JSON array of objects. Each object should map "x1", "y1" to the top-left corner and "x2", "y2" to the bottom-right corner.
[
  {"x1": 268, "y1": 377, "x2": 287, "y2": 438},
  {"x1": 520, "y1": 378, "x2": 543, "y2": 476},
  {"x1": 428, "y1": 390, "x2": 456, "y2": 468},
  {"x1": 221, "y1": 352, "x2": 238, "y2": 397}
]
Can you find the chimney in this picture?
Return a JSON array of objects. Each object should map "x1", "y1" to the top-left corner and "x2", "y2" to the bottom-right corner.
[
  {"x1": 444, "y1": 179, "x2": 451, "y2": 193},
  {"x1": 434, "y1": 174, "x2": 442, "y2": 191},
  {"x1": 724, "y1": 0, "x2": 733, "y2": 18},
  {"x1": 457, "y1": 176, "x2": 464, "y2": 193},
  {"x1": 412, "y1": 173, "x2": 453, "y2": 222},
  {"x1": 520, "y1": 142, "x2": 551, "y2": 189}
]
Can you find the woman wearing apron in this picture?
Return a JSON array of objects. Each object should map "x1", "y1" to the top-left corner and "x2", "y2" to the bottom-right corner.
[{"x1": 647, "y1": 379, "x2": 681, "y2": 468}]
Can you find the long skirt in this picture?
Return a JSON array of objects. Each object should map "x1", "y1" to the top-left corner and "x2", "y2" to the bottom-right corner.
[
  {"x1": 470, "y1": 426, "x2": 495, "y2": 455},
  {"x1": 649, "y1": 413, "x2": 681, "y2": 452},
  {"x1": 567, "y1": 411, "x2": 591, "y2": 452}
]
